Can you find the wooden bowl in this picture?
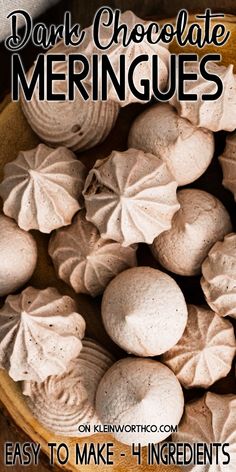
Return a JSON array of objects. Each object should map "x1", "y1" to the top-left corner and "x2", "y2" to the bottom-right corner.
[{"x1": 0, "y1": 14, "x2": 236, "y2": 472}]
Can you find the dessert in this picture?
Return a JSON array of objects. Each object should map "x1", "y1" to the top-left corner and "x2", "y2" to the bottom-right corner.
[
  {"x1": 23, "y1": 338, "x2": 114, "y2": 436},
  {"x1": 170, "y1": 62, "x2": 236, "y2": 132},
  {"x1": 162, "y1": 304, "x2": 236, "y2": 389},
  {"x1": 96, "y1": 357, "x2": 184, "y2": 446},
  {"x1": 0, "y1": 214, "x2": 37, "y2": 296},
  {"x1": 101, "y1": 266, "x2": 188, "y2": 356},
  {"x1": 152, "y1": 189, "x2": 232, "y2": 276},
  {"x1": 128, "y1": 103, "x2": 214, "y2": 185},
  {"x1": 219, "y1": 131, "x2": 236, "y2": 200},
  {"x1": 0, "y1": 144, "x2": 87, "y2": 233},
  {"x1": 49, "y1": 210, "x2": 137, "y2": 297},
  {"x1": 201, "y1": 232, "x2": 236, "y2": 319},
  {"x1": 0, "y1": 287, "x2": 86, "y2": 382},
  {"x1": 83, "y1": 149, "x2": 180, "y2": 246}
]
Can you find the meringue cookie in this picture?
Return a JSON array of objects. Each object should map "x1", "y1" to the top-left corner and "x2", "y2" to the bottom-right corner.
[
  {"x1": 49, "y1": 210, "x2": 137, "y2": 297},
  {"x1": 0, "y1": 214, "x2": 37, "y2": 296},
  {"x1": 83, "y1": 149, "x2": 180, "y2": 246},
  {"x1": 96, "y1": 357, "x2": 184, "y2": 446},
  {"x1": 219, "y1": 131, "x2": 236, "y2": 200},
  {"x1": 170, "y1": 62, "x2": 236, "y2": 132},
  {"x1": 152, "y1": 189, "x2": 232, "y2": 276},
  {"x1": 128, "y1": 103, "x2": 214, "y2": 185},
  {"x1": 162, "y1": 305, "x2": 236, "y2": 389},
  {"x1": 23, "y1": 338, "x2": 114, "y2": 436},
  {"x1": 0, "y1": 144, "x2": 87, "y2": 233},
  {"x1": 0, "y1": 287, "x2": 86, "y2": 382},
  {"x1": 172, "y1": 393, "x2": 236, "y2": 472},
  {"x1": 201, "y1": 233, "x2": 236, "y2": 319},
  {"x1": 101, "y1": 266, "x2": 188, "y2": 356}
]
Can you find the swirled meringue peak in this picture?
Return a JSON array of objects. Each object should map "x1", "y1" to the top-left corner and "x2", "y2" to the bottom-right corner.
[
  {"x1": 219, "y1": 132, "x2": 236, "y2": 200},
  {"x1": 0, "y1": 144, "x2": 87, "y2": 233},
  {"x1": 128, "y1": 103, "x2": 214, "y2": 185},
  {"x1": 49, "y1": 210, "x2": 137, "y2": 297},
  {"x1": 201, "y1": 233, "x2": 236, "y2": 319},
  {"x1": 170, "y1": 62, "x2": 236, "y2": 132},
  {"x1": 162, "y1": 305, "x2": 236, "y2": 389},
  {"x1": 0, "y1": 287, "x2": 86, "y2": 382},
  {"x1": 83, "y1": 149, "x2": 180, "y2": 246},
  {"x1": 172, "y1": 393, "x2": 236, "y2": 472},
  {"x1": 23, "y1": 338, "x2": 114, "y2": 436}
]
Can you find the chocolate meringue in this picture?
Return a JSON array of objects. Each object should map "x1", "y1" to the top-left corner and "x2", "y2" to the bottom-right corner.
[
  {"x1": 219, "y1": 131, "x2": 236, "y2": 200},
  {"x1": 172, "y1": 393, "x2": 236, "y2": 472},
  {"x1": 96, "y1": 357, "x2": 184, "y2": 446},
  {"x1": 170, "y1": 62, "x2": 236, "y2": 132},
  {"x1": 0, "y1": 144, "x2": 87, "y2": 233},
  {"x1": 162, "y1": 305, "x2": 236, "y2": 389},
  {"x1": 0, "y1": 214, "x2": 37, "y2": 296},
  {"x1": 101, "y1": 266, "x2": 188, "y2": 356},
  {"x1": 23, "y1": 338, "x2": 114, "y2": 436},
  {"x1": 0, "y1": 287, "x2": 86, "y2": 382},
  {"x1": 128, "y1": 103, "x2": 214, "y2": 185},
  {"x1": 83, "y1": 149, "x2": 180, "y2": 246},
  {"x1": 152, "y1": 189, "x2": 232, "y2": 276},
  {"x1": 201, "y1": 233, "x2": 236, "y2": 319},
  {"x1": 49, "y1": 210, "x2": 137, "y2": 297}
]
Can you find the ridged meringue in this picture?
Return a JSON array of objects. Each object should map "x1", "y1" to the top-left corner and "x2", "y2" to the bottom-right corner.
[
  {"x1": 169, "y1": 62, "x2": 236, "y2": 132},
  {"x1": 49, "y1": 210, "x2": 137, "y2": 297},
  {"x1": 83, "y1": 149, "x2": 180, "y2": 246},
  {"x1": 162, "y1": 305, "x2": 236, "y2": 389},
  {"x1": 128, "y1": 103, "x2": 214, "y2": 185},
  {"x1": 152, "y1": 189, "x2": 232, "y2": 276},
  {"x1": 102, "y1": 266, "x2": 188, "y2": 356},
  {"x1": 23, "y1": 338, "x2": 114, "y2": 436},
  {"x1": 96, "y1": 357, "x2": 184, "y2": 446},
  {"x1": 0, "y1": 287, "x2": 86, "y2": 382},
  {"x1": 201, "y1": 233, "x2": 236, "y2": 319},
  {"x1": 219, "y1": 131, "x2": 236, "y2": 200},
  {"x1": 0, "y1": 214, "x2": 37, "y2": 296},
  {"x1": 172, "y1": 393, "x2": 236, "y2": 472},
  {"x1": 0, "y1": 144, "x2": 87, "y2": 233}
]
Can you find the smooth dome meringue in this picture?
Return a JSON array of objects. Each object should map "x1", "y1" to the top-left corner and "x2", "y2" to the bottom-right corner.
[
  {"x1": 201, "y1": 233, "x2": 236, "y2": 319},
  {"x1": 162, "y1": 305, "x2": 235, "y2": 389},
  {"x1": 0, "y1": 214, "x2": 37, "y2": 296},
  {"x1": 152, "y1": 189, "x2": 232, "y2": 276},
  {"x1": 170, "y1": 62, "x2": 236, "y2": 132},
  {"x1": 219, "y1": 131, "x2": 236, "y2": 200},
  {"x1": 128, "y1": 103, "x2": 214, "y2": 185},
  {"x1": 23, "y1": 338, "x2": 114, "y2": 436},
  {"x1": 49, "y1": 210, "x2": 137, "y2": 297},
  {"x1": 96, "y1": 357, "x2": 184, "y2": 446},
  {"x1": 0, "y1": 287, "x2": 86, "y2": 382},
  {"x1": 0, "y1": 144, "x2": 87, "y2": 233},
  {"x1": 102, "y1": 266, "x2": 188, "y2": 356},
  {"x1": 83, "y1": 149, "x2": 179, "y2": 246},
  {"x1": 172, "y1": 393, "x2": 236, "y2": 472}
]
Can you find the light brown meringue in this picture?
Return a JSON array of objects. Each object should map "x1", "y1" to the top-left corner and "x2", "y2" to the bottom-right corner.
[
  {"x1": 201, "y1": 233, "x2": 236, "y2": 319},
  {"x1": 0, "y1": 287, "x2": 86, "y2": 382},
  {"x1": 23, "y1": 338, "x2": 114, "y2": 436},
  {"x1": 101, "y1": 267, "x2": 188, "y2": 356},
  {"x1": 172, "y1": 393, "x2": 236, "y2": 472},
  {"x1": 219, "y1": 131, "x2": 236, "y2": 200},
  {"x1": 83, "y1": 149, "x2": 180, "y2": 246},
  {"x1": 49, "y1": 210, "x2": 137, "y2": 297},
  {"x1": 152, "y1": 189, "x2": 232, "y2": 276},
  {"x1": 0, "y1": 144, "x2": 87, "y2": 233},
  {"x1": 128, "y1": 103, "x2": 214, "y2": 185},
  {"x1": 162, "y1": 305, "x2": 236, "y2": 389},
  {"x1": 170, "y1": 62, "x2": 236, "y2": 132},
  {"x1": 0, "y1": 214, "x2": 37, "y2": 296},
  {"x1": 96, "y1": 357, "x2": 184, "y2": 446}
]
